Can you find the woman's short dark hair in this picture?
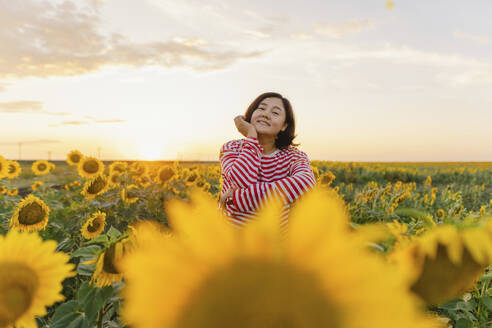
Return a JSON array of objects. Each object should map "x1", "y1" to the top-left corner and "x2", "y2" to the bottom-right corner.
[{"x1": 244, "y1": 92, "x2": 299, "y2": 149}]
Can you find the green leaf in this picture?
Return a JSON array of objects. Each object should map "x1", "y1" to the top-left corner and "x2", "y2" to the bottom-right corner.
[
  {"x1": 71, "y1": 245, "x2": 102, "y2": 259},
  {"x1": 107, "y1": 226, "x2": 121, "y2": 240},
  {"x1": 82, "y1": 234, "x2": 108, "y2": 246},
  {"x1": 455, "y1": 318, "x2": 473, "y2": 328},
  {"x1": 395, "y1": 208, "x2": 434, "y2": 227},
  {"x1": 77, "y1": 263, "x2": 96, "y2": 276},
  {"x1": 77, "y1": 282, "x2": 114, "y2": 325},
  {"x1": 50, "y1": 300, "x2": 89, "y2": 328},
  {"x1": 439, "y1": 299, "x2": 461, "y2": 310},
  {"x1": 481, "y1": 296, "x2": 492, "y2": 311}
]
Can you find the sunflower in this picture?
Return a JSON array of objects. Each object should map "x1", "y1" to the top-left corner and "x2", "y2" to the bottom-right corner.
[
  {"x1": 130, "y1": 162, "x2": 148, "y2": 177},
  {"x1": 66, "y1": 150, "x2": 84, "y2": 166},
  {"x1": 81, "y1": 211, "x2": 106, "y2": 239},
  {"x1": 184, "y1": 170, "x2": 199, "y2": 187},
  {"x1": 10, "y1": 194, "x2": 50, "y2": 232},
  {"x1": 81, "y1": 174, "x2": 109, "y2": 200},
  {"x1": 32, "y1": 160, "x2": 51, "y2": 176},
  {"x1": 194, "y1": 178, "x2": 211, "y2": 192},
  {"x1": 121, "y1": 184, "x2": 139, "y2": 204},
  {"x1": 157, "y1": 166, "x2": 175, "y2": 185},
  {"x1": 7, "y1": 188, "x2": 18, "y2": 197},
  {"x1": 138, "y1": 174, "x2": 152, "y2": 188},
  {"x1": 390, "y1": 222, "x2": 492, "y2": 306},
  {"x1": 319, "y1": 171, "x2": 336, "y2": 186},
  {"x1": 119, "y1": 187, "x2": 441, "y2": 328},
  {"x1": 0, "y1": 156, "x2": 7, "y2": 178},
  {"x1": 88, "y1": 237, "x2": 134, "y2": 288},
  {"x1": 0, "y1": 185, "x2": 6, "y2": 195},
  {"x1": 0, "y1": 230, "x2": 75, "y2": 328},
  {"x1": 6, "y1": 160, "x2": 22, "y2": 179},
  {"x1": 310, "y1": 165, "x2": 320, "y2": 180},
  {"x1": 31, "y1": 180, "x2": 44, "y2": 191},
  {"x1": 109, "y1": 161, "x2": 128, "y2": 174},
  {"x1": 77, "y1": 156, "x2": 105, "y2": 179},
  {"x1": 129, "y1": 220, "x2": 172, "y2": 246},
  {"x1": 109, "y1": 172, "x2": 122, "y2": 188}
]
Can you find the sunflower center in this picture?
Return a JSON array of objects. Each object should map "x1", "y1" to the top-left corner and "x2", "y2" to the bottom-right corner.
[
  {"x1": 18, "y1": 202, "x2": 45, "y2": 225},
  {"x1": 38, "y1": 163, "x2": 47, "y2": 171},
  {"x1": 87, "y1": 177, "x2": 106, "y2": 194},
  {"x1": 410, "y1": 243, "x2": 485, "y2": 305},
  {"x1": 83, "y1": 161, "x2": 100, "y2": 174},
  {"x1": 70, "y1": 154, "x2": 81, "y2": 163},
  {"x1": 126, "y1": 189, "x2": 138, "y2": 199},
  {"x1": 111, "y1": 174, "x2": 120, "y2": 184},
  {"x1": 175, "y1": 259, "x2": 342, "y2": 328},
  {"x1": 87, "y1": 219, "x2": 101, "y2": 233},
  {"x1": 113, "y1": 166, "x2": 124, "y2": 173},
  {"x1": 103, "y1": 244, "x2": 120, "y2": 274},
  {"x1": 186, "y1": 174, "x2": 197, "y2": 183},
  {"x1": 159, "y1": 168, "x2": 174, "y2": 183},
  {"x1": 0, "y1": 263, "x2": 39, "y2": 327},
  {"x1": 8, "y1": 165, "x2": 15, "y2": 174}
]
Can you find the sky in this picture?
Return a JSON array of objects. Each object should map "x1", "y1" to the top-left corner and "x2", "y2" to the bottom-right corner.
[{"x1": 1, "y1": 0, "x2": 491, "y2": 161}]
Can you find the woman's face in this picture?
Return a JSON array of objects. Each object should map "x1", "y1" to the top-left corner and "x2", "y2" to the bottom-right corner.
[{"x1": 250, "y1": 97, "x2": 288, "y2": 138}]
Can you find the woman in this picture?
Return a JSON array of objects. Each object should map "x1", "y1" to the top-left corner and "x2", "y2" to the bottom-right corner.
[{"x1": 218, "y1": 92, "x2": 316, "y2": 230}]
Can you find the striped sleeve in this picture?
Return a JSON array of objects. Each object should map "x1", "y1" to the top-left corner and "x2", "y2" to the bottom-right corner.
[
  {"x1": 219, "y1": 137, "x2": 263, "y2": 188},
  {"x1": 232, "y1": 150, "x2": 316, "y2": 212}
]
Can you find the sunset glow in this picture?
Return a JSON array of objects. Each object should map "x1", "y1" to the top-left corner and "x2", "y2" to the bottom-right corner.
[{"x1": 1, "y1": 0, "x2": 491, "y2": 161}]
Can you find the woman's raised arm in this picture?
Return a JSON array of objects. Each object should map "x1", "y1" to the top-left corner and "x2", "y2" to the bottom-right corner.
[
  {"x1": 230, "y1": 150, "x2": 316, "y2": 212},
  {"x1": 219, "y1": 137, "x2": 263, "y2": 188}
]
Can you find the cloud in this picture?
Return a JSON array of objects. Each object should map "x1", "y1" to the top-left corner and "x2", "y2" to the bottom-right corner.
[
  {"x1": 326, "y1": 44, "x2": 488, "y2": 68},
  {"x1": 93, "y1": 119, "x2": 126, "y2": 123},
  {"x1": 299, "y1": 42, "x2": 492, "y2": 87},
  {"x1": 313, "y1": 19, "x2": 374, "y2": 39},
  {"x1": 289, "y1": 32, "x2": 314, "y2": 40},
  {"x1": 0, "y1": 101, "x2": 69, "y2": 115},
  {"x1": 49, "y1": 117, "x2": 126, "y2": 126},
  {"x1": 0, "y1": 139, "x2": 60, "y2": 146},
  {"x1": 0, "y1": 101, "x2": 42, "y2": 112},
  {"x1": 0, "y1": 0, "x2": 267, "y2": 79},
  {"x1": 0, "y1": 83, "x2": 10, "y2": 92},
  {"x1": 49, "y1": 121, "x2": 89, "y2": 127},
  {"x1": 453, "y1": 29, "x2": 488, "y2": 45}
]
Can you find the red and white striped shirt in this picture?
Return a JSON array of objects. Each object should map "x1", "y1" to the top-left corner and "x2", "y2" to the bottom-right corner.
[{"x1": 219, "y1": 136, "x2": 316, "y2": 229}]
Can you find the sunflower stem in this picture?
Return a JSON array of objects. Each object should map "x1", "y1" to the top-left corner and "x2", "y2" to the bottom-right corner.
[{"x1": 97, "y1": 307, "x2": 103, "y2": 328}]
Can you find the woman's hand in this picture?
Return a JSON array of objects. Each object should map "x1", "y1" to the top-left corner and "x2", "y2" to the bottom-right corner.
[
  {"x1": 234, "y1": 115, "x2": 257, "y2": 138},
  {"x1": 218, "y1": 187, "x2": 238, "y2": 210}
]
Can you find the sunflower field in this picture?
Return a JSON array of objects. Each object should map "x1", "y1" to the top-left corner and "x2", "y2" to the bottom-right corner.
[{"x1": 2, "y1": 153, "x2": 492, "y2": 327}]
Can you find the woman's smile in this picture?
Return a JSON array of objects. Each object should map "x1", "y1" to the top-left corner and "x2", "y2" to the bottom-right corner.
[{"x1": 256, "y1": 119, "x2": 270, "y2": 126}]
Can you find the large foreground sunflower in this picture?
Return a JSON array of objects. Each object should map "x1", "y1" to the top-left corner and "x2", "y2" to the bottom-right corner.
[
  {"x1": 10, "y1": 194, "x2": 50, "y2": 232},
  {"x1": 81, "y1": 174, "x2": 110, "y2": 200},
  {"x1": 119, "y1": 188, "x2": 441, "y2": 328},
  {"x1": 77, "y1": 156, "x2": 105, "y2": 179},
  {"x1": 0, "y1": 230, "x2": 75, "y2": 328},
  {"x1": 390, "y1": 222, "x2": 492, "y2": 305},
  {"x1": 81, "y1": 211, "x2": 106, "y2": 239},
  {"x1": 6, "y1": 160, "x2": 22, "y2": 179},
  {"x1": 31, "y1": 160, "x2": 51, "y2": 176},
  {"x1": 66, "y1": 150, "x2": 84, "y2": 166}
]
